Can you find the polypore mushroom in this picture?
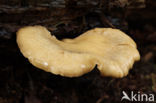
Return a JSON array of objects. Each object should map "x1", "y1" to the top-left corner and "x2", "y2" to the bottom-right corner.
[{"x1": 16, "y1": 26, "x2": 140, "y2": 78}]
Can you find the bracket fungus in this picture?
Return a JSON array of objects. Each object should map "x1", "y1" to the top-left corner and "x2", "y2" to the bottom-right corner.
[{"x1": 16, "y1": 26, "x2": 140, "y2": 78}]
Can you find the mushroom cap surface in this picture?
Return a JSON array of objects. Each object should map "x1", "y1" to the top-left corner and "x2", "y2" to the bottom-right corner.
[{"x1": 17, "y1": 26, "x2": 140, "y2": 77}]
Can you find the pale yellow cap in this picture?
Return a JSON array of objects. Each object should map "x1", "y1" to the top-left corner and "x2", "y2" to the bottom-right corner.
[{"x1": 16, "y1": 26, "x2": 140, "y2": 78}]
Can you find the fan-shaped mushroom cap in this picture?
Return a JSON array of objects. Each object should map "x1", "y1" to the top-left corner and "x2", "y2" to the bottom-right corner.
[{"x1": 17, "y1": 26, "x2": 140, "y2": 77}]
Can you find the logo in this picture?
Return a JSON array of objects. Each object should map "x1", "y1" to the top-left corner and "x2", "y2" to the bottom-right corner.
[{"x1": 121, "y1": 91, "x2": 155, "y2": 102}]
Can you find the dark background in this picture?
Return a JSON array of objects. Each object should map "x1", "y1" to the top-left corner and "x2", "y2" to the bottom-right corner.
[{"x1": 0, "y1": 0, "x2": 156, "y2": 103}]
